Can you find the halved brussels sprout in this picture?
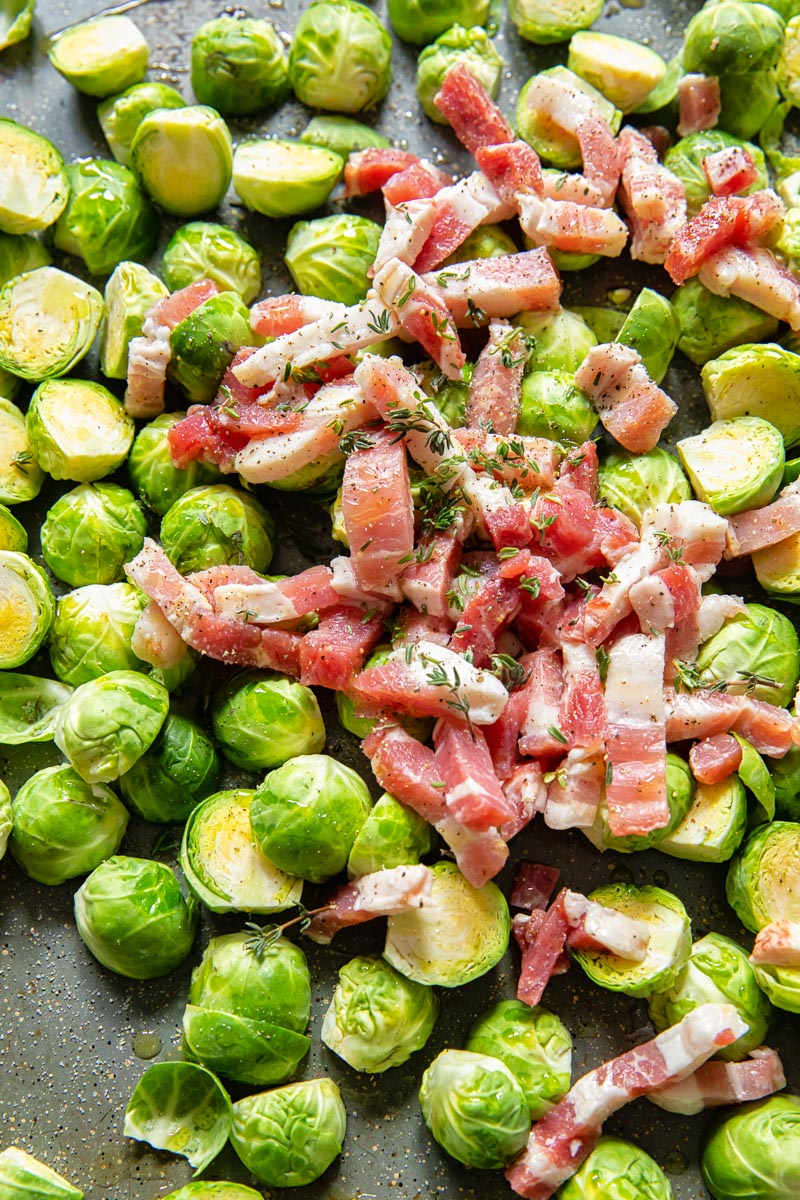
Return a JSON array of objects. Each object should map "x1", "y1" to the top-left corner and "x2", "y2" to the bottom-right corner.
[
  {"x1": 183, "y1": 1004, "x2": 310, "y2": 1088},
  {"x1": 131, "y1": 105, "x2": 233, "y2": 217},
  {"x1": 702, "y1": 343, "x2": 800, "y2": 448},
  {"x1": 231, "y1": 1079, "x2": 346, "y2": 1187},
  {"x1": 584, "y1": 752, "x2": 695, "y2": 853},
  {"x1": 770, "y1": 747, "x2": 800, "y2": 820},
  {"x1": 516, "y1": 67, "x2": 621, "y2": 169},
  {"x1": 322, "y1": 954, "x2": 439, "y2": 1072},
  {"x1": 191, "y1": 16, "x2": 288, "y2": 117},
  {"x1": 517, "y1": 369, "x2": 597, "y2": 443},
  {"x1": 515, "y1": 308, "x2": 596, "y2": 373},
  {"x1": 0, "y1": 672, "x2": 72, "y2": 744},
  {"x1": 615, "y1": 288, "x2": 679, "y2": 384},
  {"x1": 734, "y1": 734, "x2": 776, "y2": 825},
  {"x1": 664, "y1": 131, "x2": 768, "y2": 215},
  {"x1": 465, "y1": 1000, "x2": 572, "y2": 1119},
  {"x1": 162, "y1": 1186, "x2": 262, "y2": 1200},
  {"x1": 51, "y1": 159, "x2": 158, "y2": 276},
  {"x1": 119, "y1": 713, "x2": 221, "y2": 824},
  {"x1": 54, "y1": 670, "x2": 169, "y2": 785},
  {"x1": 181, "y1": 789, "x2": 303, "y2": 914},
  {"x1": 0, "y1": 503, "x2": 26, "y2": 552},
  {"x1": 634, "y1": 49, "x2": 682, "y2": 113},
  {"x1": 0, "y1": 267, "x2": 104, "y2": 381},
  {"x1": 128, "y1": 412, "x2": 222, "y2": 515},
  {"x1": 98, "y1": 82, "x2": 186, "y2": 168},
  {"x1": 0, "y1": 0, "x2": 33, "y2": 51},
  {"x1": 677, "y1": 417, "x2": 785, "y2": 516},
  {"x1": 568, "y1": 32, "x2": 668, "y2": 111},
  {"x1": 0, "y1": 551, "x2": 54, "y2": 669},
  {"x1": 417, "y1": 25, "x2": 503, "y2": 123},
  {"x1": 0, "y1": 1148, "x2": 82, "y2": 1200},
  {"x1": 347, "y1": 792, "x2": 432, "y2": 878},
  {"x1": 124, "y1": 1061, "x2": 231, "y2": 1173},
  {"x1": 10, "y1": 764, "x2": 128, "y2": 886},
  {"x1": 233, "y1": 139, "x2": 343, "y2": 220},
  {"x1": 718, "y1": 67, "x2": 780, "y2": 140},
  {"x1": 284, "y1": 213, "x2": 382, "y2": 306},
  {"x1": 751, "y1": 959, "x2": 800, "y2": 1012},
  {"x1": 571, "y1": 304, "x2": 626, "y2": 343},
  {"x1": 779, "y1": 14, "x2": 800, "y2": 104},
  {"x1": 753, "y1": 528, "x2": 800, "y2": 597},
  {"x1": 0, "y1": 121, "x2": 69, "y2": 235},
  {"x1": 0, "y1": 231, "x2": 51, "y2": 288},
  {"x1": 0, "y1": 397, "x2": 44, "y2": 505},
  {"x1": 27, "y1": 380, "x2": 133, "y2": 482},
  {"x1": 509, "y1": 0, "x2": 603, "y2": 44},
  {"x1": 162, "y1": 222, "x2": 261, "y2": 304},
  {"x1": 212, "y1": 670, "x2": 325, "y2": 772},
  {"x1": 300, "y1": 114, "x2": 390, "y2": 156},
  {"x1": 168, "y1": 290, "x2": 252, "y2": 406},
  {"x1": 289, "y1": 0, "x2": 392, "y2": 108},
  {"x1": 598, "y1": 450, "x2": 691, "y2": 531},
  {"x1": 726, "y1": 820, "x2": 800, "y2": 931},
  {"x1": 100, "y1": 260, "x2": 168, "y2": 380},
  {"x1": 0, "y1": 779, "x2": 9, "y2": 861},
  {"x1": 702, "y1": 1094, "x2": 800, "y2": 1199},
  {"x1": 419, "y1": 1049, "x2": 531, "y2": 1169},
  {"x1": 49, "y1": 582, "x2": 146, "y2": 687},
  {"x1": 41, "y1": 483, "x2": 146, "y2": 587},
  {"x1": 695, "y1": 603, "x2": 800, "y2": 707},
  {"x1": 648, "y1": 932, "x2": 772, "y2": 1062},
  {"x1": 572, "y1": 883, "x2": 691, "y2": 997},
  {"x1": 48, "y1": 15, "x2": 149, "y2": 97},
  {"x1": 190, "y1": 931, "x2": 311, "y2": 1032},
  {"x1": 683, "y1": 1, "x2": 785, "y2": 76},
  {"x1": 384, "y1": 860, "x2": 510, "y2": 987},
  {"x1": 161, "y1": 484, "x2": 275, "y2": 575},
  {"x1": 658, "y1": 775, "x2": 748, "y2": 862},
  {"x1": 672, "y1": 278, "x2": 779, "y2": 366},
  {"x1": 250, "y1": 753, "x2": 373, "y2": 883},
  {"x1": 75, "y1": 855, "x2": 198, "y2": 978},
  {"x1": 560, "y1": 1137, "x2": 674, "y2": 1200}
]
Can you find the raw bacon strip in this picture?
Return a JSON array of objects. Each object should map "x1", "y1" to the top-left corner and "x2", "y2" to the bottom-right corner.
[
  {"x1": 562, "y1": 891, "x2": 650, "y2": 960},
  {"x1": 677, "y1": 74, "x2": 721, "y2": 138},
  {"x1": 422, "y1": 249, "x2": 561, "y2": 325},
  {"x1": 544, "y1": 749, "x2": 605, "y2": 831},
  {"x1": 750, "y1": 920, "x2": 800, "y2": 967},
  {"x1": 131, "y1": 600, "x2": 188, "y2": 669},
  {"x1": 455, "y1": 430, "x2": 560, "y2": 491},
  {"x1": 448, "y1": 573, "x2": 522, "y2": 668},
  {"x1": 400, "y1": 531, "x2": 462, "y2": 618},
  {"x1": 475, "y1": 140, "x2": 544, "y2": 204},
  {"x1": 362, "y1": 724, "x2": 447, "y2": 824},
  {"x1": 341, "y1": 431, "x2": 415, "y2": 600},
  {"x1": 394, "y1": 609, "x2": 453, "y2": 647},
  {"x1": 664, "y1": 687, "x2": 799, "y2": 757},
  {"x1": 689, "y1": 733, "x2": 743, "y2": 785},
  {"x1": 372, "y1": 199, "x2": 438, "y2": 275},
  {"x1": 435, "y1": 816, "x2": 510, "y2": 887},
  {"x1": 575, "y1": 343, "x2": 677, "y2": 454},
  {"x1": 629, "y1": 573, "x2": 675, "y2": 635},
  {"x1": 726, "y1": 482, "x2": 800, "y2": 557},
  {"x1": 698, "y1": 243, "x2": 800, "y2": 331},
  {"x1": 506, "y1": 1004, "x2": 747, "y2": 1200},
  {"x1": 213, "y1": 566, "x2": 339, "y2": 625},
  {"x1": 604, "y1": 633, "x2": 669, "y2": 838},
  {"x1": 465, "y1": 320, "x2": 527, "y2": 434},
  {"x1": 412, "y1": 172, "x2": 514, "y2": 274},
  {"x1": 485, "y1": 684, "x2": 534, "y2": 781},
  {"x1": 434, "y1": 63, "x2": 514, "y2": 156},
  {"x1": 510, "y1": 862, "x2": 561, "y2": 911},
  {"x1": 187, "y1": 563, "x2": 268, "y2": 602},
  {"x1": 732, "y1": 697, "x2": 798, "y2": 758},
  {"x1": 502, "y1": 762, "x2": 547, "y2": 836},
  {"x1": 382, "y1": 160, "x2": 454, "y2": 205},
  {"x1": 305, "y1": 865, "x2": 434, "y2": 944},
  {"x1": 704, "y1": 146, "x2": 759, "y2": 197},
  {"x1": 665, "y1": 189, "x2": 785, "y2": 285},
  {"x1": 559, "y1": 641, "x2": 605, "y2": 750},
  {"x1": 648, "y1": 1048, "x2": 786, "y2": 1115},
  {"x1": 582, "y1": 540, "x2": 665, "y2": 646},
  {"x1": 299, "y1": 604, "x2": 383, "y2": 692},
  {"x1": 519, "y1": 647, "x2": 567, "y2": 757},
  {"x1": 344, "y1": 147, "x2": 420, "y2": 197},
  {"x1": 641, "y1": 501, "x2": 729, "y2": 583},
  {"x1": 518, "y1": 195, "x2": 629, "y2": 257},
  {"x1": 250, "y1": 294, "x2": 344, "y2": 338},
  {"x1": 617, "y1": 126, "x2": 687, "y2": 264},
  {"x1": 166, "y1": 404, "x2": 302, "y2": 472},
  {"x1": 434, "y1": 717, "x2": 516, "y2": 831},
  {"x1": 372, "y1": 258, "x2": 465, "y2": 379},
  {"x1": 125, "y1": 280, "x2": 221, "y2": 417},
  {"x1": 515, "y1": 890, "x2": 571, "y2": 1007}
]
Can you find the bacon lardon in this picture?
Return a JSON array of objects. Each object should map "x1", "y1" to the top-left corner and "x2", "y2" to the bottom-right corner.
[
  {"x1": 641, "y1": 501, "x2": 729, "y2": 582},
  {"x1": 465, "y1": 320, "x2": 527, "y2": 435},
  {"x1": 341, "y1": 432, "x2": 415, "y2": 600},
  {"x1": 131, "y1": 600, "x2": 188, "y2": 670},
  {"x1": 689, "y1": 733, "x2": 743, "y2": 785},
  {"x1": 344, "y1": 147, "x2": 420, "y2": 197},
  {"x1": 519, "y1": 195, "x2": 629, "y2": 257},
  {"x1": 617, "y1": 127, "x2": 687, "y2": 264},
  {"x1": 422, "y1": 249, "x2": 561, "y2": 324},
  {"x1": 559, "y1": 640, "x2": 605, "y2": 751},
  {"x1": 448, "y1": 573, "x2": 523, "y2": 668},
  {"x1": 412, "y1": 172, "x2": 515, "y2": 274},
  {"x1": 515, "y1": 890, "x2": 571, "y2": 1008},
  {"x1": 372, "y1": 259, "x2": 465, "y2": 379},
  {"x1": 362, "y1": 724, "x2": 447, "y2": 824},
  {"x1": 382, "y1": 160, "x2": 454, "y2": 204},
  {"x1": 510, "y1": 861, "x2": 561, "y2": 911},
  {"x1": 648, "y1": 1048, "x2": 786, "y2": 1115},
  {"x1": 562, "y1": 891, "x2": 650, "y2": 960},
  {"x1": 305, "y1": 865, "x2": 434, "y2": 944},
  {"x1": 502, "y1": 762, "x2": 547, "y2": 836},
  {"x1": 434, "y1": 63, "x2": 515, "y2": 157},
  {"x1": 519, "y1": 646, "x2": 567, "y2": 757},
  {"x1": 400, "y1": 531, "x2": 462, "y2": 618},
  {"x1": 433, "y1": 717, "x2": 516, "y2": 831},
  {"x1": 455, "y1": 430, "x2": 560, "y2": 492},
  {"x1": 704, "y1": 146, "x2": 759, "y2": 197},
  {"x1": 664, "y1": 687, "x2": 798, "y2": 757},
  {"x1": 212, "y1": 565, "x2": 339, "y2": 625},
  {"x1": 677, "y1": 73, "x2": 721, "y2": 137},
  {"x1": 544, "y1": 748, "x2": 605, "y2": 831},
  {"x1": 125, "y1": 316, "x2": 172, "y2": 419},
  {"x1": 726, "y1": 481, "x2": 800, "y2": 557},
  {"x1": 574, "y1": 343, "x2": 677, "y2": 454},
  {"x1": 698, "y1": 243, "x2": 800, "y2": 330},
  {"x1": 665, "y1": 189, "x2": 785, "y2": 285},
  {"x1": 298, "y1": 604, "x2": 383, "y2": 693},
  {"x1": 372, "y1": 199, "x2": 438, "y2": 274},
  {"x1": 750, "y1": 920, "x2": 800, "y2": 967},
  {"x1": 250, "y1": 294, "x2": 343, "y2": 338}
]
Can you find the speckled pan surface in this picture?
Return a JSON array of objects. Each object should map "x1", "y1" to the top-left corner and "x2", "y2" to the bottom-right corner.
[{"x1": 0, "y1": 1, "x2": 797, "y2": 1198}]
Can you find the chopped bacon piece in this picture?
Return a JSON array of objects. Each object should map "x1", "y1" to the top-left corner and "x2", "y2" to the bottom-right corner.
[
  {"x1": 664, "y1": 687, "x2": 798, "y2": 757},
  {"x1": 617, "y1": 126, "x2": 687, "y2": 264},
  {"x1": 455, "y1": 430, "x2": 560, "y2": 491},
  {"x1": 510, "y1": 862, "x2": 561, "y2": 911},
  {"x1": 559, "y1": 641, "x2": 605, "y2": 750},
  {"x1": 485, "y1": 684, "x2": 533, "y2": 781},
  {"x1": 750, "y1": 920, "x2": 800, "y2": 967},
  {"x1": 465, "y1": 320, "x2": 527, "y2": 435},
  {"x1": 629, "y1": 562, "x2": 703, "y2": 670},
  {"x1": 400, "y1": 531, "x2": 462, "y2": 618},
  {"x1": 166, "y1": 404, "x2": 302, "y2": 472},
  {"x1": 212, "y1": 565, "x2": 339, "y2": 626},
  {"x1": 299, "y1": 604, "x2": 383, "y2": 692},
  {"x1": 372, "y1": 198, "x2": 438, "y2": 275},
  {"x1": 125, "y1": 318, "x2": 172, "y2": 419},
  {"x1": 372, "y1": 258, "x2": 465, "y2": 379},
  {"x1": 341, "y1": 431, "x2": 415, "y2": 600},
  {"x1": 544, "y1": 748, "x2": 605, "y2": 831},
  {"x1": 362, "y1": 724, "x2": 447, "y2": 824},
  {"x1": 250, "y1": 294, "x2": 342, "y2": 338},
  {"x1": 665, "y1": 189, "x2": 785, "y2": 285},
  {"x1": 726, "y1": 482, "x2": 800, "y2": 557},
  {"x1": 519, "y1": 195, "x2": 629, "y2": 257},
  {"x1": 344, "y1": 147, "x2": 420, "y2": 197},
  {"x1": 434, "y1": 717, "x2": 516, "y2": 831},
  {"x1": 649, "y1": 1048, "x2": 786, "y2": 1115},
  {"x1": 563, "y1": 891, "x2": 650, "y2": 960},
  {"x1": 436, "y1": 815, "x2": 510, "y2": 887},
  {"x1": 475, "y1": 140, "x2": 544, "y2": 204},
  {"x1": 329, "y1": 556, "x2": 395, "y2": 615},
  {"x1": 434, "y1": 63, "x2": 514, "y2": 156},
  {"x1": 483, "y1": 495, "x2": 534, "y2": 551},
  {"x1": 519, "y1": 647, "x2": 567, "y2": 757},
  {"x1": 382, "y1": 160, "x2": 454, "y2": 205},
  {"x1": 394, "y1": 609, "x2": 453, "y2": 647},
  {"x1": 515, "y1": 890, "x2": 571, "y2": 1007},
  {"x1": 412, "y1": 172, "x2": 513, "y2": 274},
  {"x1": 704, "y1": 146, "x2": 759, "y2": 197},
  {"x1": 506, "y1": 1004, "x2": 747, "y2": 1200},
  {"x1": 690, "y1": 733, "x2": 743, "y2": 785},
  {"x1": 575, "y1": 343, "x2": 677, "y2": 454},
  {"x1": 677, "y1": 73, "x2": 721, "y2": 138},
  {"x1": 448, "y1": 573, "x2": 522, "y2": 667},
  {"x1": 697, "y1": 592, "x2": 748, "y2": 643},
  {"x1": 641, "y1": 501, "x2": 729, "y2": 582},
  {"x1": 422, "y1": 249, "x2": 561, "y2": 325},
  {"x1": 305, "y1": 865, "x2": 434, "y2": 944},
  {"x1": 698, "y1": 243, "x2": 800, "y2": 331},
  {"x1": 502, "y1": 761, "x2": 547, "y2": 837},
  {"x1": 131, "y1": 600, "x2": 188, "y2": 669}
]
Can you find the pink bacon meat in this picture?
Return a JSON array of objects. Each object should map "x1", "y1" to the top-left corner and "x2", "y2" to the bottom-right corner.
[
  {"x1": 726, "y1": 481, "x2": 800, "y2": 557},
  {"x1": 433, "y1": 717, "x2": 516, "y2": 831},
  {"x1": 341, "y1": 430, "x2": 415, "y2": 600},
  {"x1": 434, "y1": 63, "x2": 514, "y2": 157},
  {"x1": 698, "y1": 243, "x2": 800, "y2": 331},
  {"x1": 689, "y1": 733, "x2": 743, "y2": 785},
  {"x1": 518, "y1": 196, "x2": 629, "y2": 257},
  {"x1": 475, "y1": 141, "x2": 544, "y2": 205},
  {"x1": 125, "y1": 280, "x2": 220, "y2": 418},
  {"x1": 648, "y1": 1048, "x2": 786, "y2": 1115},
  {"x1": 543, "y1": 749, "x2": 606, "y2": 831},
  {"x1": 465, "y1": 319, "x2": 527, "y2": 434},
  {"x1": 211, "y1": 564, "x2": 339, "y2": 626},
  {"x1": 510, "y1": 861, "x2": 561, "y2": 911},
  {"x1": 665, "y1": 189, "x2": 785, "y2": 285},
  {"x1": 372, "y1": 258, "x2": 465, "y2": 379},
  {"x1": 298, "y1": 604, "x2": 384, "y2": 692},
  {"x1": 703, "y1": 146, "x2": 759, "y2": 197},
  {"x1": 422, "y1": 249, "x2": 561, "y2": 325},
  {"x1": 677, "y1": 74, "x2": 721, "y2": 137},
  {"x1": 305, "y1": 865, "x2": 434, "y2": 945},
  {"x1": 362, "y1": 724, "x2": 447, "y2": 825},
  {"x1": 382, "y1": 160, "x2": 454, "y2": 205},
  {"x1": 617, "y1": 126, "x2": 687, "y2": 264},
  {"x1": 664, "y1": 687, "x2": 798, "y2": 757},
  {"x1": 344, "y1": 147, "x2": 420, "y2": 197},
  {"x1": 575, "y1": 343, "x2": 677, "y2": 454},
  {"x1": 411, "y1": 172, "x2": 514, "y2": 274},
  {"x1": 400, "y1": 530, "x2": 462, "y2": 619},
  {"x1": 515, "y1": 889, "x2": 571, "y2": 1007}
]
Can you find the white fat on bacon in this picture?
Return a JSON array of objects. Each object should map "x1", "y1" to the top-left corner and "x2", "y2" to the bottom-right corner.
[
  {"x1": 305, "y1": 864, "x2": 434, "y2": 944},
  {"x1": 617, "y1": 127, "x2": 687, "y2": 264},
  {"x1": 430, "y1": 169, "x2": 516, "y2": 229},
  {"x1": 629, "y1": 573, "x2": 677, "y2": 634},
  {"x1": 562, "y1": 890, "x2": 651, "y2": 960},
  {"x1": 372, "y1": 258, "x2": 464, "y2": 379},
  {"x1": 518, "y1": 194, "x2": 629, "y2": 257},
  {"x1": 378, "y1": 640, "x2": 509, "y2": 726},
  {"x1": 750, "y1": 920, "x2": 800, "y2": 967},
  {"x1": 213, "y1": 581, "x2": 297, "y2": 625},
  {"x1": 434, "y1": 815, "x2": 509, "y2": 888},
  {"x1": 698, "y1": 244, "x2": 800, "y2": 331},
  {"x1": 372, "y1": 198, "x2": 438, "y2": 273},
  {"x1": 131, "y1": 599, "x2": 188, "y2": 669},
  {"x1": 421, "y1": 248, "x2": 561, "y2": 325},
  {"x1": 124, "y1": 316, "x2": 171, "y2": 418},
  {"x1": 544, "y1": 749, "x2": 605, "y2": 830},
  {"x1": 648, "y1": 1048, "x2": 786, "y2": 1115},
  {"x1": 575, "y1": 343, "x2": 677, "y2": 454},
  {"x1": 329, "y1": 556, "x2": 395, "y2": 613},
  {"x1": 641, "y1": 501, "x2": 729, "y2": 582},
  {"x1": 696, "y1": 592, "x2": 748, "y2": 643}
]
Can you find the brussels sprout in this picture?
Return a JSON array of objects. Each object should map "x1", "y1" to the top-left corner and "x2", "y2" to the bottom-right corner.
[
  {"x1": 770, "y1": 746, "x2": 800, "y2": 819},
  {"x1": 75, "y1": 855, "x2": 198, "y2": 978},
  {"x1": 0, "y1": 672, "x2": 72, "y2": 744},
  {"x1": 677, "y1": 417, "x2": 785, "y2": 516},
  {"x1": 322, "y1": 954, "x2": 438, "y2": 1072},
  {"x1": 300, "y1": 115, "x2": 390, "y2": 156},
  {"x1": 232, "y1": 140, "x2": 344, "y2": 220},
  {"x1": 702, "y1": 343, "x2": 800, "y2": 447},
  {"x1": 290, "y1": 0, "x2": 392, "y2": 109},
  {"x1": 162, "y1": 1187, "x2": 262, "y2": 1200},
  {"x1": 161, "y1": 484, "x2": 275, "y2": 575},
  {"x1": 0, "y1": 503, "x2": 27, "y2": 552},
  {"x1": 657, "y1": 775, "x2": 748, "y2": 863},
  {"x1": 734, "y1": 735, "x2": 776, "y2": 824},
  {"x1": 517, "y1": 369, "x2": 597, "y2": 443},
  {"x1": 465, "y1": 1000, "x2": 572, "y2": 1119},
  {"x1": 167, "y1": 290, "x2": 252, "y2": 405},
  {"x1": 419, "y1": 1049, "x2": 530, "y2": 1169},
  {"x1": 559, "y1": 1137, "x2": 674, "y2": 1200},
  {"x1": 695, "y1": 603, "x2": 800, "y2": 706},
  {"x1": 28, "y1": 380, "x2": 133, "y2": 482},
  {"x1": 231, "y1": 1079, "x2": 346, "y2": 1187},
  {"x1": 0, "y1": 397, "x2": 44, "y2": 505},
  {"x1": 672, "y1": 278, "x2": 779, "y2": 366},
  {"x1": 702, "y1": 1094, "x2": 800, "y2": 1199},
  {"x1": 417, "y1": 25, "x2": 503, "y2": 123},
  {"x1": 546, "y1": 245, "x2": 601, "y2": 272},
  {"x1": 0, "y1": 121, "x2": 69, "y2": 235},
  {"x1": 212, "y1": 670, "x2": 325, "y2": 772},
  {"x1": 190, "y1": 931, "x2": 311, "y2": 1032},
  {"x1": 99, "y1": 261, "x2": 169, "y2": 380},
  {"x1": 684, "y1": 1, "x2": 785, "y2": 76},
  {"x1": 118, "y1": 713, "x2": 221, "y2": 823},
  {"x1": 384, "y1": 860, "x2": 510, "y2": 987},
  {"x1": 572, "y1": 883, "x2": 691, "y2": 997},
  {"x1": 584, "y1": 752, "x2": 696, "y2": 852},
  {"x1": 509, "y1": 0, "x2": 603, "y2": 44},
  {"x1": 10, "y1": 764, "x2": 128, "y2": 886},
  {"x1": 347, "y1": 792, "x2": 432, "y2": 878},
  {"x1": 445, "y1": 224, "x2": 519, "y2": 265},
  {"x1": 0, "y1": 1148, "x2": 82, "y2": 1200},
  {"x1": 49, "y1": 583, "x2": 146, "y2": 687},
  {"x1": 0, "y1": 551, "x2": 54, "y2": 669},
  {"x1": 664, "y1": 131, "x2": 768, "y2": 215},
  {"x1": 97, "y1": 82, "x2": 186, "y2": 168},
  {"x1": 162, "y1": 223, "x2": 261, "y2": 304},
  {"x1": 615, "y1": 288, "x2": 679, "y2": 384},
  {"x1": 0, "y1": 267, "x2": 104, "y2": 381},
  {"x1": 572, "y1": 305, "x2": 627, "y2": 343},
  {"x1": 0, "y1": 779, "x2": 9, "y2": 861},
  {"x1": 51, "y1": 159, "x2": 158, "y2": 277},
  {"x1": 648, "y1": 932, "x2": 772, "y2": 1062},
  {"x1": 131, "y1": 105, "x2": 233, "y2": 217},
  {"x1": 183, "y1": 1004, "x2": 310, "y2": 1088},
  {"x1": 516, "y1": 67, "x2": 622, "y2": 169},
  {"x1": 634, "y1": 50, "x2": 683, "y2": 114},
  {"x1": 49, "y1": 15, "x2": 149, "y2": 98},
  {"x1": 726, "y1": 820, "x2": 800, "y2": 931},
  {"x1": 0, "y1": 231, "x2": 51, "y2": 288},
  {"x1": 388, "y1": 0, "x2": 489, "y2": 43},
  {"x1": 41, "y1": 484, "x2": 146, "y2": 587},
  {"x1": 128, "y1": 412, "x2": 222, "y2": 516},
  {"x1": 515, "y1": 308, "x2": 596, "y2": 373},
  {"x1": 568, "y1": 32, "x2": 668, "y2": 112},
  {"x1": 284, "y1": 213, "x2": 381, "y2": 307},
  {"x1": 718, "y1": 68, "x2": 780, "y2": 139},
  {"x1": 191, "y1": 17, "x2": 288, "y2": 117},
  {"x1": 598, "y1": 450, "x2": 691, "y2": 531},
  {"x1": 250, "y1": 754, "x2": 372, "y2": 883},
  {"x1": 54, "y1": 670, "x2": 169, "y2": 785},
  {"x1": 124, "y1": 1061, "x2": 231, "y2": 1173},
  {"x1": 750, "y1": 958, "x2": 800, "y2": 1011},
  {"x1": 181, "y1": 789, "x2": 303, "y2": 914},
  {"x1": 779, "y1": 15, "x2": 800, "y2": 103},
  {"x1": 753, "y1": 528, "x2": 800, "y2": 597},
  {"x1": 0, "y1": 0, "x2": 33, "y2": 51},
  {"x1": 776, "y1": 207, "x2": 800, "y2": 271}
]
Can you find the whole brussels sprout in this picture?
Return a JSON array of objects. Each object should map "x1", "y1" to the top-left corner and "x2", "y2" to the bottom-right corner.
[
  {"x1": 560, "y1": 1137, "x2": 674, "y2": 1200},
  {"x1": 160, "y1": 484, "x2": 275, "y2": 575},
  {"x1": 48, "y1": 15, "x2": 149, "y2": 98},
  {"x1": 284, "y1": 214, "x2": 382, "y2": 307},
  {"x1": 27, "y1": 378, "x2": 134, "y2": 481},
  {"x1": 51, "y1": 159, "x2": 158, "y2": 276},
  {"x1": 516, "y1": 308, "x2": 596, "y2": 373},
  {"x1": 183, "y1": 1003, "x2": 310, "y2": 1087},
  {"x1": 322, "y1": 954, "x2": 438, "y2": 1072},
  {"x1": 347, "y1": 791, "x2": 432, "y2": 878},
  {"x1": 40, "y1": 483, "x2": 146, "y2": 588},
  {"x1": 517, "y1": 369, "x2": 597, "y2": 442},
  {"x1": 10, "y1": 764, "x2": 128, "y2": 885},
  {"x1": 54, "y1": 670, "x2": 169, "y2": 784},
  {"x1": 702, "y1": 1094, "x2": 800, "y2": 1199},
  {"x1": 683, "y1": 1, "x2": 785, "y2": 76},
  {"x1": 419, "y1": 1049, "x2": 531, "y2": 1169},
  {"x1": 75, "y1": 855, "x2": 198, "y2": 978},
  {"x1": 118, "y1": 713, "x2": 221, "y2": 823},
  {"x1": 664, "y1": 131, "x2": 768, "y2": 215},
  {"x1": 0, "y1": 231, "x2": 51, "y2": 289},
  {"x1": 417, "y1": 26, "x2": 503, "y2": 123},
  {"x1": 212, "y1": 670, "x2": 325, "y2": 772},
  {"x1": 124, "y1": 1061, "x2": 232, "y2": 1174},
  {"x1": 695, "y1": 603, "x2": 800, "y2": 707},
  {"x1": 250, "y1": 754, "x2": 373, "y2": 883},
  {"x1": 97, "y1": 81, "x2": 185, "y2": 168},
  {"x1": 168, "y1": 291, "x2": 252, "y2": 405},
  {"x1": 726, "y1": 820, "x2": 800, "y2": 931},
  {"x1": 0, "y1": 1148, "x2": 82, "y2": 1200},
  {"x1": 598, "y1": 450, "x2": 691, "y2": 530},
  {"x1": 288, "y1": 0, "x2": 392, "y2": 112},
  {"x1": 131, "y1": 105, "x2": 233, "y2": 218},
  {"x1": 189, "y1": 932, "x2": 311, "y2": 1032},
  {"x1": 230, "y1": 1079, "x2": 346, "y2": 1187},
  {"x1": 672, "y1": 278, "x2": 779, "y2": 366},
  {"x1": 49, "y1": 582, "x2": 147, "y2": 687},
  {"x1": 191, "y1": 17, "x2": 289, "y2": 117},
  {"x1": 465, "y1": 1000, "x2": 572, "y2": 1119},
  {"x1": 568, "y1": 31, "x2": 668, "y2": 112},
  {"x1": 718, "y1": 67, "x2": 780, "y2": 139},
  {"x1": 388, "y1": 0, "x2": 490, "y2": 44},
  {"x1": 161, "y1": 222, "x2": 261, "y2": 304},
  {"x1": 509, "y1": 0, "x2": 603, "y2": 45},
  {"x1": 128, "y1": 412, "x2": 222, "y2": 516},
  {"x1": 0, "y1": 551, "x2": 54, "y2": 669}
]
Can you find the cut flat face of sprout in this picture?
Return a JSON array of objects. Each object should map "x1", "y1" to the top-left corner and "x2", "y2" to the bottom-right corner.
[
  {"x1": 726, "y1": 820, "x2": 800, "y2": 932},
  {"x1": 0, "y1": 121, "x2": 69, "y2": 235},
  {"x1": 160, "y1": 484, "x2": 275, "y2": 575},
  {"x1": 191, "y1": 17, "x2": 289, "y2": 117},
  {"x1": 0, "y1": 551, "x2": 54, "y2": 669},
  {"x1": 657, "y1": 775, "x2": 748, "y2": 864},
  {"x1": 48, "y1": 15, "x2": 149, "y2": 98},
  {"x1": 51, "y1": 159, "x2": 158, "y2": 276},
  {"x1": 232, "y1": 140, "x2": 344, "y2": 219},
  {"x1": 288, "y1": 0, "x2": 392, "y2": 109},
  {"x1": 0, "y1": 504, "x2": 27, "y2": 552},
  {"x1": 161, "y1": 1186, "x2": 263, "y2": 1200},
  {"x1": 130, "y1": 105, "x2": 233, "y2": 217},
  {"x1": 97, "y1": 82, "x2": 186, "y2": 168},
  {"x1": 567, "y1": 31, "x2": 668, "y2": 111},
  {"x1": 416, "y1": 25, "x2": 503, "y2": 123},
  {"x1": 127, "y1": 413, "x2": 222, "y2": 516},
  {"x1": 230, "y1": 1079, "x2": 346, "y2": 1187},
  {"x1": 0, "y1": 397, "x2": 44, "y2": 506},
  {"x1": 677, "y1": 417, "x2": 785, "y2": 516},
  {"x1": 100, "y1": 261, "x2": 169, "y2": 381},
  {"x1": 118, "y1": 713, "x2": 222, "y2": 824},
  {"x1": 702, "y1": 344, "x2": 800, "y2": 449},
  {"x1": 162, "y1": 223, "x2": 262, "y2": 304},
  {"x1": 0, "y1": 0, "x2": 34, "y2": 51},
  {"x1": 284, "y1": 214, "x2": 381, "y2": 306},
  {"x1": 509, "y1": 0, "x2": 604, "y2": 45},
  {"x1": 0, "y1": 268, "x2": 103, "y2": 382},
  {"x1": 27, "y1": 380, "x2": 134, "y2": 482},
  {"x1": 0, "y1": 673, "x2": 72, "y2": 744},
  {"x1": 123, "y1": 1061, "x2": 232, "y2": 1174}
]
